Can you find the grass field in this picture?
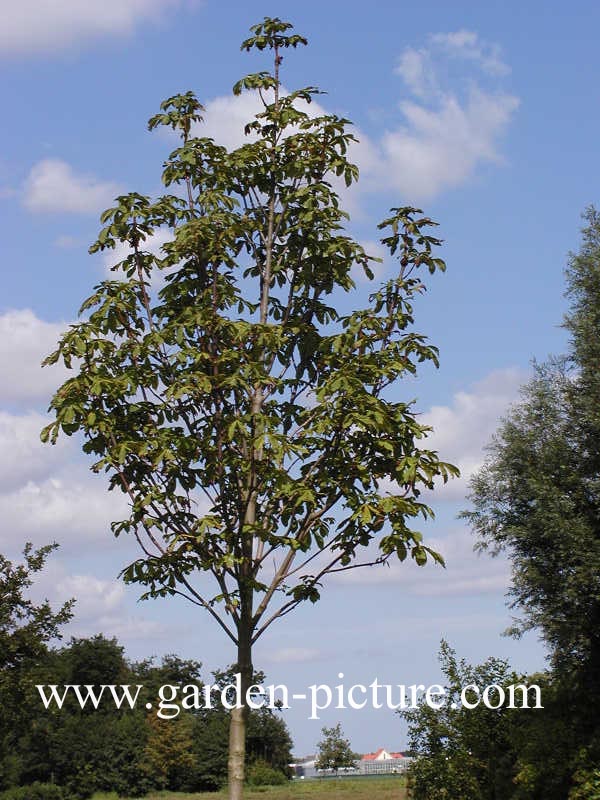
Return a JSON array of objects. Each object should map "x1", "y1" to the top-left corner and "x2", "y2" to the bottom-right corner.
[{"x1": 93, "y1": 777, "x2": 408, "y2": 800}]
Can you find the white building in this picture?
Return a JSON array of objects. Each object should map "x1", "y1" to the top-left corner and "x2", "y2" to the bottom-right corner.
[{"x1": 359, "y1": 747, "x2": 412, "y2": 774}]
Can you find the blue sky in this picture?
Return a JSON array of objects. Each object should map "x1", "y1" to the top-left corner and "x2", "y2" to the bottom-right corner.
[{"x1": 1, "y1": 0, "x2": 599, "y2": 754}]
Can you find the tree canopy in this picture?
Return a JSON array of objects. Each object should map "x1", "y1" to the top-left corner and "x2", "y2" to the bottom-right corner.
[
  {"x1": 42, "y1": 16, "x2": 456, "y2": 797},
  {"x1": 402, "y1": 642, "x2": 579, "y2": 800},
  {"x1": 0, "y1": 626, "x2": 293, "y2": 798},
  {"x1": 0, "y1": 544, "x2": 72, "y2": 674},
  {"x1": 463, "y1": 206, "x2": 600, "y2": 795},
  {"x1": 0, "y1": 544, "x2": 73, "y2": 791},
  {"x1": 315, "y1": 723, "x2": 358, "y2": 773},
  {"x1": 464, "y1": 207, "x2": 600, "y2": 682}
]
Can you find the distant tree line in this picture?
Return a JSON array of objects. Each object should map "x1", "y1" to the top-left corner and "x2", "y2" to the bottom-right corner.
[{"x1": 0, "y1": 546, "x2": 292, "y2": 799}]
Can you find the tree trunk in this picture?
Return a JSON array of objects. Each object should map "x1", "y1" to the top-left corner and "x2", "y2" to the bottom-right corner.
[
  {"x1": 228, "y1": 706, "x2": 246, "y2": 800},
  {"x1": 228, "y1": 617, "x2": 253, "y2": 800}
]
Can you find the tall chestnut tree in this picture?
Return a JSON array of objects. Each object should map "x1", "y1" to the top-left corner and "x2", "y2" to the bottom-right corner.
[{"x1": 42, "y1": 18, "x2": 456, "y2": 800}]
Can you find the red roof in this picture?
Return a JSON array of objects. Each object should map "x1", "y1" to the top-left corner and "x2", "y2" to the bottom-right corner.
[
  {"x1": 361, "y1": 748, "x2": 383, "y2": 761},
  {"x1": 361, "y1": 748, "x2": 404, "y2": 761}
]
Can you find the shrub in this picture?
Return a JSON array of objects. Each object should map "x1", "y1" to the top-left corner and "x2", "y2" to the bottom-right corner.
[
  {"x1": 0, "y1": 783, "x2": 71, "y2": 800},
  {"x1": 246, "y1": 760, "x2": 287, "y2": 787},
  {"x1": 569, "y1": 768, "x2": 600, "y2": 800}
]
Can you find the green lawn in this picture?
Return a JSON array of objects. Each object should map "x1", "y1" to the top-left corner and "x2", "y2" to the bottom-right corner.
[{"x1": 93, "y1": 777, "x2": 407, "y2": 800}]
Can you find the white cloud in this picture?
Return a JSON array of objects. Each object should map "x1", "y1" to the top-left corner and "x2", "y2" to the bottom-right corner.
[
  {"x1": 89, "y1": 615, "x2": 170, "y2": 641},
  {"x1": 374, "y1": 30, "x2": 519, "y2": 200},
  {"x1": 378, "y1": 367, "x2": 525, "y2": 502},
  {"x1": 0, "y1": 0, "x2": 196, "y2": 56},
  {"x1": 29, "y1": 560, "x2": 170, "y2": 642},
  {"x1": 0, "y1": 310, "x2": 70, "y2": 405},
  {"x1": 0, "y1": 472, "x2": 129, "y2": 551},
  {"x1": 24, "y1": 161, "x2": 117, "y2": 216},
  {"x1": 430, "y1": 30, "x2": 510, "y2": 77},
  {"x1": 23, "y1": 159, "x2": 122, "y2": 215},
  {"x1": 396, "y1": 31, "x2": 509, "y2": 97},
  {"x1": 56, "y1": 573, "x2": 125, "y2": 617},
  {"x1": 422, "y1": 367, "x2": 527, "y2": 500},
  {"x1": 0, "y1": 411, "x2": 72, "y2": 491},
  {"x1": 394, "y1": 47, "x2": 438, "y2": 100},
  {"x1": 378, "y1": 89, "x2": 518, "y2": 200},
  {"x1": 199, "y1": 92, "x2": 266, "y2": 152},
  {"x1": 333, "y1": 525, "x2": 510, "y2": 597}
]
